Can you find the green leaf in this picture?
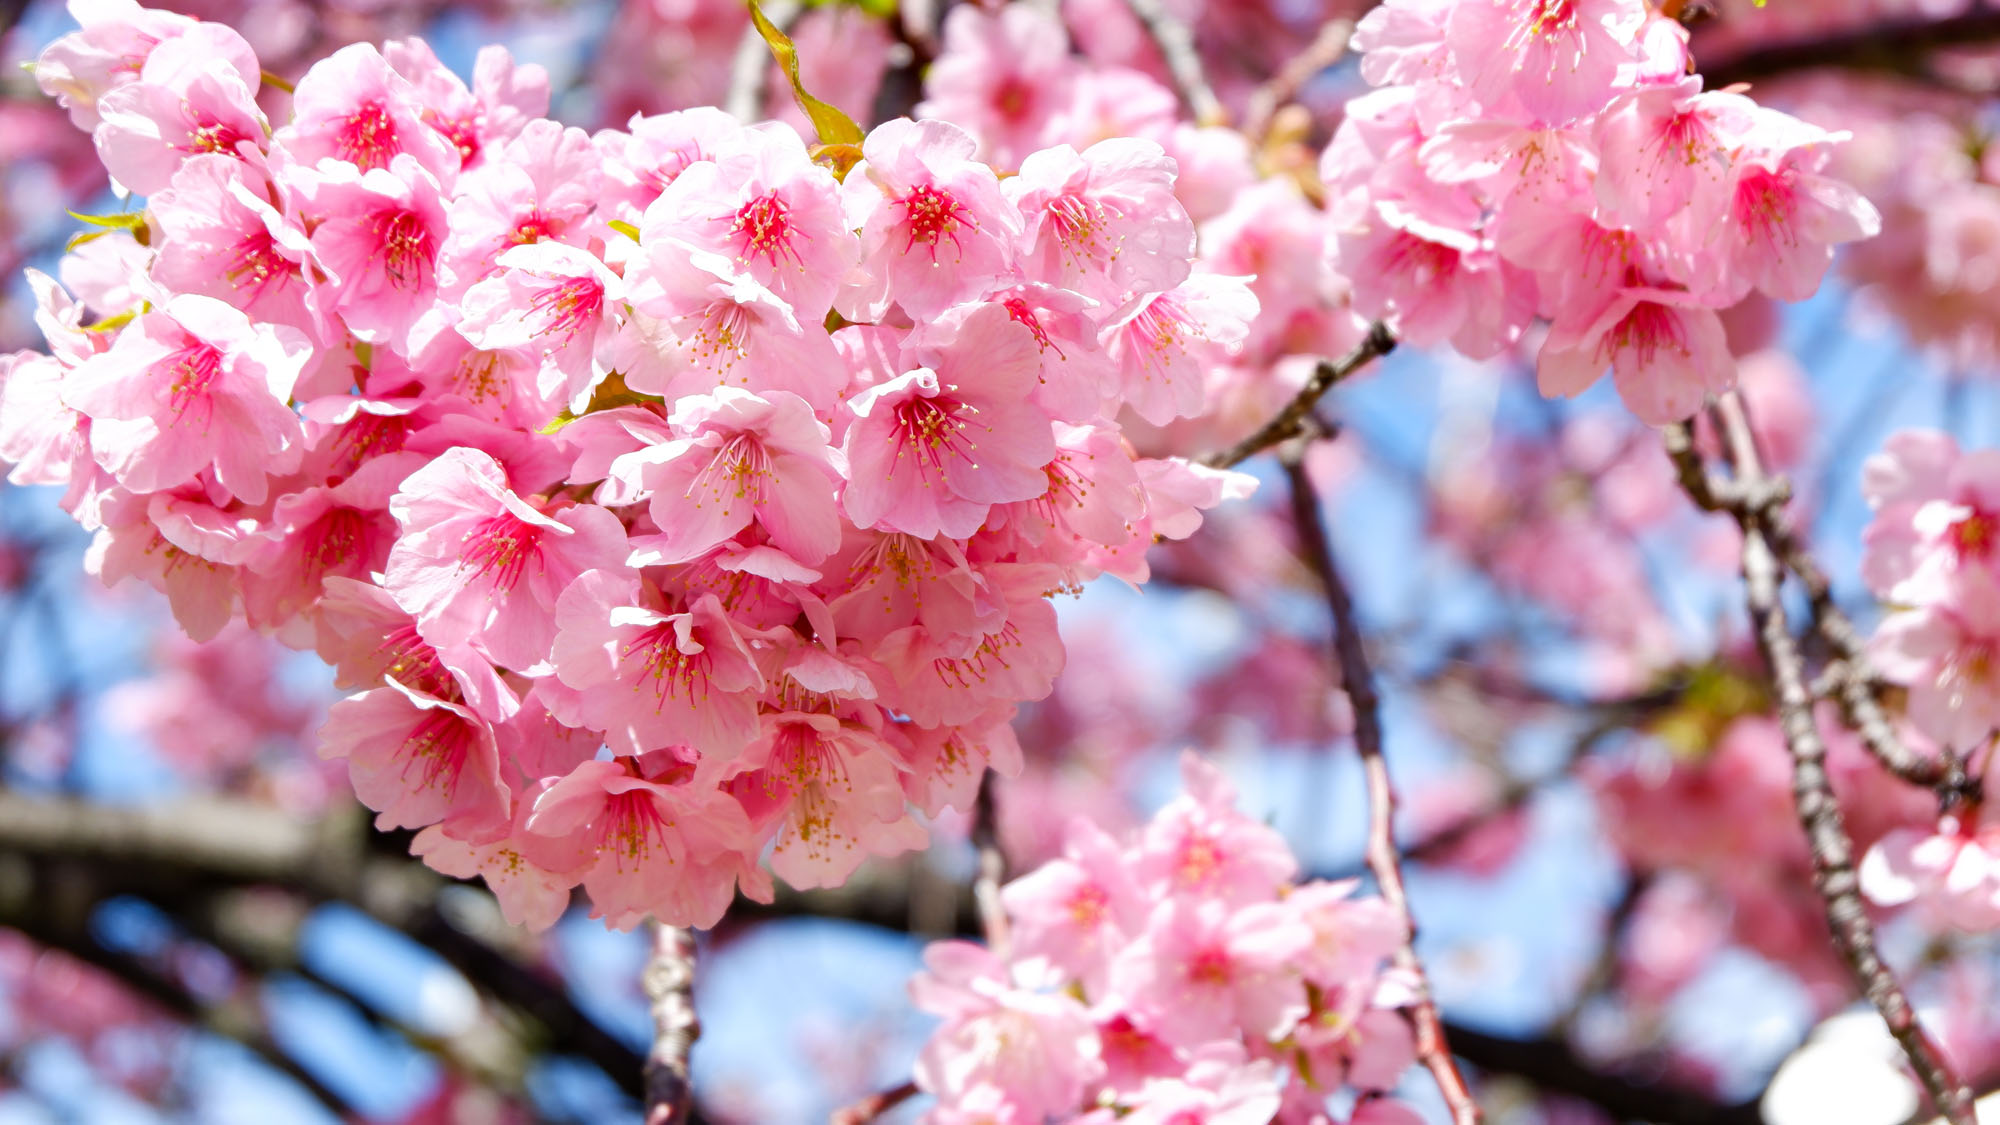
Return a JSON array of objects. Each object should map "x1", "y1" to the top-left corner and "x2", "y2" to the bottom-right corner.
[
  {"x1": 748, "y1": 0, "x2": 865, "y2": 147},
  {"x1": 607, "y1": 219, "x2": 641, "y2": 242}
]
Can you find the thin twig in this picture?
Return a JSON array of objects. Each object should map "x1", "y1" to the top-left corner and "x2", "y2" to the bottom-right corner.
[
  {"x1": 1201, "y1": 321, "x2": 1395, "y2": 469},
  {"x1": 1666, "y1": 414, "x2": 1960, "y2": 795},
  {"x1": 1282, "y1": 445, "x2": 1482, "y2": 1125},
  {"x1": 1119, "y1": 0, "x2": 1227, "y2": 126},
  {"x1": 1664, "y1": 403, "x2": 1975, "y2": 1125},
  {"x1": 830, "y1": 1079, "x2": 920, "y2": 1125},
  {"x1": 642, "y1": 922, "x2": 701, "y2": 1125},
  {"x1": 970, "y1": 773, "x2": 1011, "y2": 959}
]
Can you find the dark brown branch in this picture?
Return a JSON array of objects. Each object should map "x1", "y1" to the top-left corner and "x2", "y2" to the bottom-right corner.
[
  {"x1": 165, "y1": 888, "x2": 529, "y2": 1091},
  {"x1": 643, "y1": 923, "x2": 700, "y2": 1125},
  {"x1": 0, "y1": 790, "x2": 649, "y2": 1098},
  {"x1": 1282, "y1": 446, "x2": 1481, "y2": 1125},
  {"x1": 970, "y1": 773, "x2": 1011, "y2": 957},
  {"x1": 1698, "y1": 9, "x2": 2000, "y2": 89},
  {"x1": 1444, "y1": 1022, "x2": 1764, "y2": 1125},
  {"x1": 0, "y1": 867, "x2": 356, "y2": 1120},
  {"x1": 1120, "y1": 0, "x2": 1227, "y2": 126},
  {"x1": 1664, "y1": 403, "x2": 1975, "y2": 1125},
  {"x1": 1201, "y1": 321, "x2": 1395, "y2": 469}
]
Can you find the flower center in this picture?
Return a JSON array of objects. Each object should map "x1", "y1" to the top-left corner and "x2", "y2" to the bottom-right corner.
[
  {"x1": 373, "y1": 208, "x2": 433, "y2": 290},
  {"x1": 899, "y1": 184, "x2": 974, "y2": 263},
  {"x1": 165, "y1": 343, "x2": 223, "y2": 422},
  {"x1": 460, "y1": 513, "x2": 543, "y2": 591},
  {"x1": 732, "y1": 193, "x2": 805, "y2": 272},
  {"x1": 336, "y1": 100, "x2": 400, "y2": 171}
]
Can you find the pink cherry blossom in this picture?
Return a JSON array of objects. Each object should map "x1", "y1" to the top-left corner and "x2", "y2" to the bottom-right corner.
[
  {"x1": 383, "y1": 446, "x2": 630, "y2": 670},
  {"x1": 613, "y1": 388, "x2": 844, "y2": 567},
  {"x1": 910, "y1": 941, "x2": 1105, "y2": 1120},
  {"x1": 1007, "y1": 138, "x2": 1195, "y2": 303},
  {"x1": 291, "y1": 153, "x2": 451, "y2": 354},
  {"x1": 456, "y1": 241, "x2": 623, "y2": 409},
  {"x1": 90, "y1": 32, "x2": 267, "y2": 195},
  {"x1": 525, "y1": 758, "x2": 763, "y2": 929},
  {"x1": 1103, "y1": 273, "x2": 1260, "y2": 426},
  {"x1": 546, "y1": 569, "x2": 764, "y2": 760},
  {"x1": 1445, "y1": 0, "x2": 1646, "y2": 125},
  {"x1": 318, "y1": 676, "x2": 511, "y2": 840},
  {"x1": 62, "y1": 294, "x2": 309, "y2": 505},
  {"x1": 839, "y1": 117, "x2": 1023, "y2": 322},
  {"x1": 841, "y1": 304, "x2": 1055, "y2": 539},
  {"x1": 149, "y1": 155, "x2": 316, "y2": 334},
  {"x1": 276, "y1": 42, "x2": 460, "y2": 181},
  {"x1": 1535, "y1": 285, "x2": 1736, "y2": 424},
  {"x1": 641, "y1": 125, "x2": 860, "y2": 320},
  {"x1": 916, "y1": 3, "x2": 1078, "y2": 168},
  {"x1": 1861, "y1": 820, "x2": 2000, "y2": 933},
  {"x1": 622, "y1": 243, "x2": 847, "y2": 411}
]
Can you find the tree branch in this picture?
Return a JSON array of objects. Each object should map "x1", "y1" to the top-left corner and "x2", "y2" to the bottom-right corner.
[
  {"x1": 1665, "y1": 417, "x2": 1960, "y2": 796},
  {"x1": 0, "y1": 789, "x2": 649, "y2": 1098},
  {"x1": 1283, "y1": 444, "x2": 1481, "y2": 1125},
  {"x1": 1664, "y1": 401, "x2": 1975, "y2": 1125},
  {"x1": 970, "y1": 773, "x2": 1011, "y2": 958},
  {"x1": 1443, "y1": 1022, "x2": 1764, "y2": 1125},
  {"x1": 1119, "y1": 0, "x2": 1227, "y2": 126},
  {"x1": 1697, "y1": 9, "x2": 2000, "y2": 89},
  {"x1": 1201, "y1": 321, "x2": 1396, "y2": 469},
  {"x1": 0, "y1": 864, "x2": 357, "y2": 1120},
  {"x1": 643, "y1": 923, "x2": 700, "y2": 1125}
]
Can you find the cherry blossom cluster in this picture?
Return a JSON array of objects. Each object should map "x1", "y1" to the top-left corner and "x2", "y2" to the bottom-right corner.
[
  {"x1": 1854, "y1": 430, "x2": 2000, "y2": 930},
  {"x1": 912, "y1": 2, "x2": 1370, "y2": 454},
  {"x1": 1324, "y1": 0, "x2": 1881, "y2": 424},
  {"x1": 1773, "y1": 74, "x2": 2000, "y2": 373},
  {"x1": 910, "y1": 754, "x2": 1420, "y2": 1125},
  {"x1": 0, "y1": 2, "x2": 1256, "y2": 930}
]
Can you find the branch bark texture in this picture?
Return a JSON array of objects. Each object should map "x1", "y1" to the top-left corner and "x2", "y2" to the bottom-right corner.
[
  {"x1": 1283, "y1": 448, "x2": 1481, "y2": 1125},
  {"x1": 643, "y1": 922, "x2": 700, "y2": 1125},
  {"x1": 1665, "y1": 401, "x2": 1975, "y2": 1125}
]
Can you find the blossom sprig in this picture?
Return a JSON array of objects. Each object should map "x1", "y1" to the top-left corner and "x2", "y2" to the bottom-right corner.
[
  {"x1": 1856, "y1": 431, "x2": 2000, "y2": 929},
  {"x1": 908, "y1": 753, "x2": 1420, "y2": 1125},
  {"x1": 0, "y1": 3, "x2": 1255, "y2": 930},
  {"x1": 1325, "y1": 0, "x2": 1882, "y2": 424}
]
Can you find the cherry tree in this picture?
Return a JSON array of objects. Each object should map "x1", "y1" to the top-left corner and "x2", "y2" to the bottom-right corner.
[{"x1": 3, "y1": 1, "x2": 2000, "y2": 1123}]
